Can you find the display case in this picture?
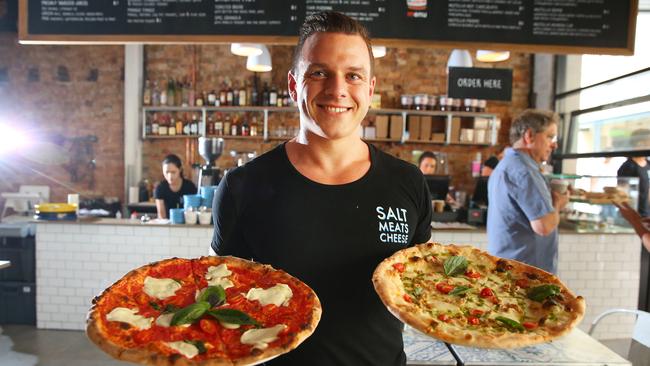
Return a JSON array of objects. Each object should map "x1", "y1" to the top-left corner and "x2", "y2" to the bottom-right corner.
[{"x1": 559, "y1": 175, "x2": 639, "y2": 233}]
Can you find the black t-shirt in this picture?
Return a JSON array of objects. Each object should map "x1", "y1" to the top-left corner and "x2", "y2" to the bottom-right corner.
[
  {"x1": 153, "y1": 179, "x2": 197, "y2": 213},
  {"x1": 211, "y1": 143, "x2": 432, "y2": 366},
  {"x1": 484, "y1": 156, "x2": 499, "y2": 170},
  {"x1": 617, "y1": 158, "x2": 650, "y2": 217}
]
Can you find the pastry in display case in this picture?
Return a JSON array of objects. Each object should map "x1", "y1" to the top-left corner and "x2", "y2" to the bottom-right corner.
[{"x1": 557, "y1": 175, "x2": 639, "y2": 233}]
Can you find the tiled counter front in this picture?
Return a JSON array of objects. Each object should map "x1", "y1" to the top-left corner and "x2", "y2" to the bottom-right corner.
[
  {"x1": 36, "y1": 221, "x2": 640, "y2": 340},
  {"x1": 429, "y1": 230, "x2": 640, "y2": 340},
  {"x1": 35, "y1": 221, "x2": 214, "y2": 330}
]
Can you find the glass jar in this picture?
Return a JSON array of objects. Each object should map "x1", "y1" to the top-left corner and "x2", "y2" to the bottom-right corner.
[
  {"x1": 453, "y1": 98, "x2": 462, "y2": 111},
  {"x1": 438, "y1": 96, "x2": 448, "y2": 111},
  {"x1": 414, "y1": 94, "x2": 429, "y2": 110},
  {"x1": 400, "y1": 94, "x2": 414, "y2": 109},
  {"x1": 464, "y1": 98, "x2": 473, "y2": 112},
  {"x1": 427, "y1": 95, "x2": 438, "y2": 110},
  {"x1": 477, "y1": 99, "x2": 487, "y2": 112}
]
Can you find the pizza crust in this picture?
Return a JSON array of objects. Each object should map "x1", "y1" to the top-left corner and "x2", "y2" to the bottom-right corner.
[
  {"x1": 372, "y1": 243, "x2": 586, "y2": 349},
  {"x1": 86, "y1": 256, "x2": 321, "y2": 365}
]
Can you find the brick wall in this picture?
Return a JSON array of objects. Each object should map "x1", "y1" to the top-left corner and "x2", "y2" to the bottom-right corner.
[
  {"x1": 0, "y1": 34, "x2": 124, "y2": 204},
  {"x1": 143, "y1": 45, "x2": 530, "y2": 194}
]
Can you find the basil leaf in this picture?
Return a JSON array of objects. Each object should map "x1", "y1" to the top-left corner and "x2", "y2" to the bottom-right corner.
[
  {"x1": 449, "y1": 286, "x2": 470, "y2": 296},
  {"x1": 197, "y1": 286, "x2": 226, "y2": 307},
  {"x1": 185, "y1": 340, "x2": 206, "y2": 354},
  {"x1": 149, "y1": 301, "x2": 161, "y2": 311},
  {"x1": 495, "y1": 316, "x2": 525, "y2": 332},
  {"x1": 527, "y1": 284, "x2": 561, "y2": 302},
  {"x1": 164, "y1": 304, "x2": 180, "y2": 314},
  {"x1": 170, "y1": 301, "x2": 210, "y2": 326},
  {"x1": 207, "y1": 309, "x2": 260, "y2": 326},
  {"x1": 443, "y1": 256, "x2": 468, "y2": 277}
]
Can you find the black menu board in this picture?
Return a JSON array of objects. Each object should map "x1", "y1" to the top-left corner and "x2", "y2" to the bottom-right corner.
[{"x1": 19, "y1": 0, "x2": 637, "y2": 55}]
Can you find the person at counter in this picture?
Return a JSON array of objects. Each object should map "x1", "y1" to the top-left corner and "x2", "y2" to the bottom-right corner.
[
  {"x1": 154, "y1": 154, "x2": 197, "y2": 219},
  {"x1": 211, "y1": 11, "x2": 432, "y2": 366},
  {"x1": 617, "y1": 129, "x2": 650, "y2": 218},
  {"x1": 487, "y1": 109, "x2": 569, "y2": 274},
  {"x1": 418, "y1": 151, "x2": 437, "y2": 175},
  {"x1": 481, "y1": 145, "x2": 506, "y2": 177}
]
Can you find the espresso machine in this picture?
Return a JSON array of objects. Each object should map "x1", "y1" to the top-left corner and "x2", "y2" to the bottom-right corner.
[{"x1": 197, "y1": 137, "x2": 225, "y2": 189}]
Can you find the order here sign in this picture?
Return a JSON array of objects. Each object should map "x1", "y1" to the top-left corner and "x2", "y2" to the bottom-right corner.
[{"x1": 447, "y1": 67, "x2": 513, "y2": 102}]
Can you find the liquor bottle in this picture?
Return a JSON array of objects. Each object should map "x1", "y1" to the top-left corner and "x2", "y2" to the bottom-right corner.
[
  {"x1": 158, "y1": 114, "x2": 168, "y2": 135},
  {"x1": 262, "y1": 82, "x2": 269, "y2": 106},
  {"x1": 251, "y1": 81, "x2": 259, "y2": 106},
  {"x1": 219, "y1": 80, "x2": 228, "y2": 106},
  {"x1": 231, "y1": 113, "x2": 239, "y2": 136},
  {"x1": 167, "y1": 78, "x2": 175, "y2": 107},
  {"x1": 226, "y1": 79, "x2": 234, "y2": 106},
  {"x1": 152, "y1": 81, "x2": 161, "y2": 106},
  {"x1": 241, "y1": 81, "x2": 249, "y2": 106},
  {"x1": 151, "y1": 113, "x2": 160, "y2": 135},
  {"x1": 143, "y1": 79, "x2": 152, "y2": 106},
  {"x1": 207, "y1": 115, "x2": 215, "y2": 135},
  {"x1": 196, "y1": 91, "x2": 205, "y2": 107},
  {"x1": 250, "y1": 115, "x2": 258, "y2": 137},
  {"x1": 283, "y1": 89, "x2": 290, "y2": 107},
  {"x1": 223, "y1": 114, "x2": 231, "y2": 136},
  {"x1": 215, "y1": 113, "x2": 224, "y2": 136},
  {"x1": 175, "y1": 113, "x2": 183, "y2": 135},
  {"x1": 160, "y1": 80, "x2": 168, "y2": 106},
  {"x1": 207, "y1": 90, "x2": 216, "y2": 106},
  {"x1": 269, "y1": 85, "x2": 278, "y2": 107},
  {"x1": 241, "y1": 116, "x2": 250, "y2": 136},
  {"x1": 191, "y1": 114, "x2": 199, "y2": 135},
  {"x1": 168, "y1": 115, "x2": 176, "y2": 136},
  {"x1": 183, "y1": 113, "x2": 191, "y2": 135},
  {"x1": 232, "y1": 80, "x2": 240, "y2": 107}
]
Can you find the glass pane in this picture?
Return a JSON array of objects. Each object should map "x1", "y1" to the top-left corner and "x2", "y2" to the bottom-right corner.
[{"x1": 568, "y1": 100, "x2": 650, "y2": 154}]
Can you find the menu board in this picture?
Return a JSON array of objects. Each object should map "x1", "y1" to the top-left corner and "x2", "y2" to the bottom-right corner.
[{"x1": 19, "y1": 0, "x2": 637, "y2": 55}]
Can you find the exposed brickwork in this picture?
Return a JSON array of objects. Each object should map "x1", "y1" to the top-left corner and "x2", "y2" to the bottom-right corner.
[
  {"x1": 143, "y1": 45, "x2": 530, "y2": 194},
  {"x1": 0, "y1": 34, "x2": 124, "y2": 204}
]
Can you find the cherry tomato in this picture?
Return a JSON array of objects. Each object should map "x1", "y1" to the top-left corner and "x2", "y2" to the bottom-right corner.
[
  {"x1": 515, "y1": 279, "x2": 529, "y2": 288},
  {"x1": 480, "y1": 287, "x2": 494, "y2": 298},
  {"x1": 465, "y1": 270, "x2": 481, "y2": 279},
  {"x1": 437, "y1": 314, "x2": 451, "y2": 322},
  {"x1": 467, "y1": 316, "x2": 480, "y2": 325},
  {"x1": 403, "y1": 294, "x2": 412, "y2": 303},
  {"x1": 436, "y1": 282, "x2": 455, "y2": 294},
  {"x1": 487, "y1": 296, "x2": 500, "y2": 305},
  {"x1": 470, "y1": 309, "x2": 484, "y2": 316},
  {"x1": 522, "y1": 321, "x2": 538, "y2": 330},
  {"x1": 392, "y1": 263, "x2": 406, "y2": 273},
  {"x1": 199, "y1": 318, "x2": 218, "y2": 334}
]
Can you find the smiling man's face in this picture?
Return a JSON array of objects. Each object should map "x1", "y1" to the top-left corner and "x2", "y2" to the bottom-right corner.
[{"x1": 289, "y1": 32, "x2": 376, "y2": 140}]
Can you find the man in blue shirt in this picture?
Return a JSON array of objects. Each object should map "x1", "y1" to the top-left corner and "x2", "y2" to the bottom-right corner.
[{"x1": 487, "y1": 109, "x2": 569, "y2": 274}]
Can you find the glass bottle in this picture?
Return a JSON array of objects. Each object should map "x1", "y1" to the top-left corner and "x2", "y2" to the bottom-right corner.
[
  {"x1": 215, "y1": 113, "x2": 224, "y2": 136},
  {"x1": 262, "y1": 82, "x2": 269, "y2": 106},
  {"x1": 196, "y1": 91, "x2": 204, "y2": 107},
  {"x1": 167, "y1": 78, "x2": 175, "y2": 107},
  {"x1": 151, "y1": 113, "x2": 159, "y2": 135},
  {"x1": 151, "y1": 81, "x2": 161, "y2": 106},
  {"x1": 269, "y1": 85, "x2": 278, "y2": 106},
  {"x1": 208, "y1": 90, "x2": 216, "y2": 106},
  {"x1": 158, "y1": 114, "x2": 168, "y2": 135},
  {"x1": 223, "y1": 114, "x2": 231, "y2": 136},
  {"x1": 168, "y1": 115, "x2": 176, "y2": 136},
  {"x1": 143, "y1": 79, "x2": 152, "y2": 106},
  {"x1": 219, "y1": 80, "x2": 228, "y2": 106},
  {"x1": 226, "y1": 79, "x2": 234, "y2": 106},
  {"x1": 231, "y1": 113, "x2": 239, "y2": 136},
  {"x1": 159, "y1": 80, "x2": 168, "y2": 106},
  {"x1": 175, "y1": 113, "x2": 183, "y2": 135}
]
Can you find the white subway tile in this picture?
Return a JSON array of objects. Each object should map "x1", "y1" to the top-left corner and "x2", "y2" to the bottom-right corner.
[
  {"x1": 115, "y1": 226, "x2": 134, "y2": 235},
  {"x1": 98, "y1": 226, "x2": 116, "y2": 235}
]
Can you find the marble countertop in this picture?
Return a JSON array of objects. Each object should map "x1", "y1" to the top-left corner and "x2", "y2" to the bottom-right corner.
[{"x1": 404, "y1": 327, "x2": 630, "y2": 366}]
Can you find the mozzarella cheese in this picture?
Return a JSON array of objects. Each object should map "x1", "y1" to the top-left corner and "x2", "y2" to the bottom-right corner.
[
  {"x1": 240, "y1": 325, "x2": 286, "y2": 350},
  {"x1": 143, "y1": 276, "x2": 182, "y2": 300},
  {"x1": 155, "y1": 313, "x2": 174, "y2": 327},
  {"x1": 218, "y1": 320, "x2": 241, "y2": 329},
  {"x1": 106, "y1": 307, "x2": 153, "y2": 329},
  {"x1": 245, "y1": 284, "x2": 293, "y2": 307},
  {"x1": 205, "y1": 264, "x2": 234, "y2": 289},
  {"x1": 165, "y1": 341, "x2": 199, "y2": 358}
]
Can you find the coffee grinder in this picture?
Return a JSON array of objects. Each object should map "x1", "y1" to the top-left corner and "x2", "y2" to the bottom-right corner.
[{"x1": 197, "y1": 137, "x2": 224, "y2": 189}]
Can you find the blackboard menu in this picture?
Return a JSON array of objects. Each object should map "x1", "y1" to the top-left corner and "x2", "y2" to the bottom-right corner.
[
  {"x1": 20, "y1": 0, "x2": 637, "y2": 55},
  {"x1": 0, "y1": 0, "x2": 17, "y2": 32}
]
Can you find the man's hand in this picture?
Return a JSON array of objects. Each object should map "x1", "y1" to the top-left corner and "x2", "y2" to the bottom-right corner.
[{"x1": 551, "y1": 189, "x2": 569, "y2": 211}]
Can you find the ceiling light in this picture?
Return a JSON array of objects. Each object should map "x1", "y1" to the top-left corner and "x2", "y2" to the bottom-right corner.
[
  {"x1": 476, "y1": 50, "x2": 510, "y2": 62},
  {"x1": 246, "y1": 45, "x2": 272, "y2": 72},
  {"x1": 231, "y1": 43, "x2": 264, "y2": 57},
  {"x1": 446, "y1": 49, "x2": 473, "y2": 72},
  {"x1": 372, "y1": 45, "x2": 387, "y2": 58}
]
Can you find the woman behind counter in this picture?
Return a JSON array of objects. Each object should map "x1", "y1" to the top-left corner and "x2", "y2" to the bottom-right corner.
[{"x1": 154, "y1": 154, "x2": 197, "y2": 219}]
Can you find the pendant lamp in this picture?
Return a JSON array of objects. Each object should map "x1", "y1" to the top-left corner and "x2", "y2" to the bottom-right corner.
[
  {"x1": 371, "y1": 45, "x2": 387, "y2": 58},
  {"x1": 246, "y1": 45, "x2": 272, "y2": 72},
  {"x1": 231, "y1": 43, "x2": 264, "y2": 57},
  {"x1": 476, "y1": 50, "x2": 510, "y2": 62}
]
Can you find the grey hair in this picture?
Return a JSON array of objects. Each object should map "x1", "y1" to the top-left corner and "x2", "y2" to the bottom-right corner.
[{"x1": 509, "y1": 109, "x2": 559, "y2": 144}]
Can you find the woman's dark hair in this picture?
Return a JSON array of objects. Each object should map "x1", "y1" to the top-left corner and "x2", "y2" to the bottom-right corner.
[
  {"x1": 162, "y1": 154, "x2": 184, "y2": 178},
  {"x1": 418, "y1": 151, "x2": 437, "y2": 166}
]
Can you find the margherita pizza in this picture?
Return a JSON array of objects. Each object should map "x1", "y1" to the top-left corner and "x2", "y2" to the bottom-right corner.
[
  {"x1": 87, "y1": 256, "x2": 321, "y2": 365},
  {"x1": 372, "y1": 243, "x2": 585, "y2": 348}
]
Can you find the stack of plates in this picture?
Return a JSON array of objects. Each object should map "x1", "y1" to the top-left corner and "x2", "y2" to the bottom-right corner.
[{"x1": 34, "y1": 203, "x2": 77, "y2": 221}]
